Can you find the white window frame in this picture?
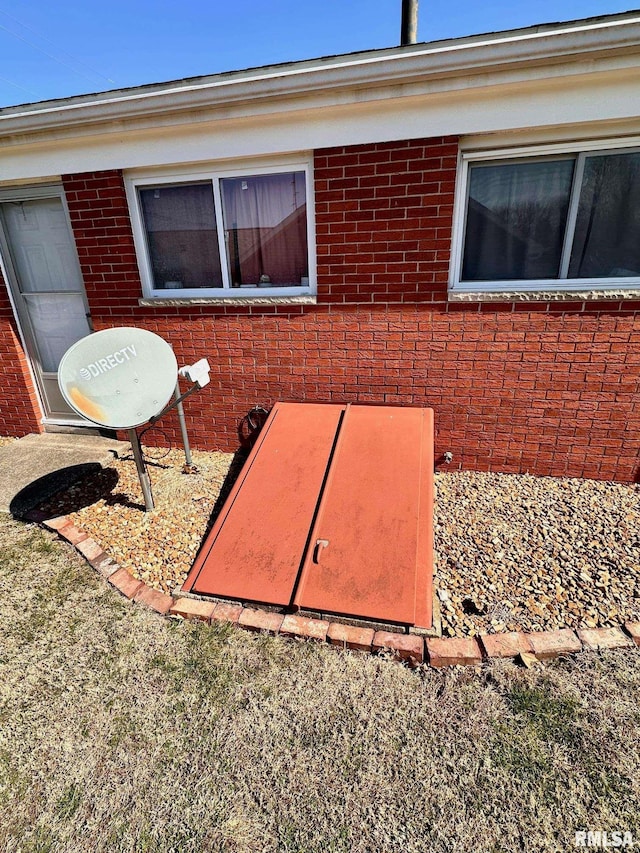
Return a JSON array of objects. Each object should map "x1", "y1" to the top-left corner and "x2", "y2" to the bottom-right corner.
[
  {"x1": 449, "y1": 136, "x2": 640, "y2": 294},
  {"x1": 126, "y1": 156, "x2": 316, "y2": 300}
]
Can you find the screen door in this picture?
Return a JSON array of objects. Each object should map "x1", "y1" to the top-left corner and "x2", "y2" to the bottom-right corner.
[{"x1": 0, "y1": 190, "x2": 92, "y2": 421}]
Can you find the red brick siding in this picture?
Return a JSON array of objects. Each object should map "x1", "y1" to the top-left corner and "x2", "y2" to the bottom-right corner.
[
  {"x1": 63, "y1": 171, "x2": 143, "y2": 315},
  {"x1": 72, "y1": 307, "x2": 633, "y2": 482},
  {"x1": 0, "y1": 140, "x2": 637, "y2": 483},
  {"x1": 315, "y1": 139, "x2": 456, "y2": 305}
]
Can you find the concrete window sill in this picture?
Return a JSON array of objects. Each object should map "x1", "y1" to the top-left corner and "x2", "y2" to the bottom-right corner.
[
  {"x1": 138, "y1": 295, "x2": 317, "y2": 307},
  {"x1": 448, "y1": 289, "x2": 640, "y2": 303}
]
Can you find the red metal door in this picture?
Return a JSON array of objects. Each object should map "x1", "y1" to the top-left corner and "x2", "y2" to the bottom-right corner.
[
  {"x1": 182, "y1": 402, "x2": 433, "y2": 629},
  {"x1": 293, "y1": 405, "x2": 433, "y2": 627}
]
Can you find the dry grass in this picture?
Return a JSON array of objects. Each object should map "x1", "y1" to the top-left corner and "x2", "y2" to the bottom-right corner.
[{"x1": 1, "y1": 516, "x2": 640, "y2": 852}]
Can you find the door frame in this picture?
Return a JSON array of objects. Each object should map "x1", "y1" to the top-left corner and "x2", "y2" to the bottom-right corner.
[{"x1": 0, "y1": 183, "x2": 93, "y2": 426}]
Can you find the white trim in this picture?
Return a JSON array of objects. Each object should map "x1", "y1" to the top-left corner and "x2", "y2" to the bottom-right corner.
[
  {"x1": 459, "y1": 134, "x2": 640, "y2": 160},
  {"x1": 558, "y1": 153, "x2": 585, "y2": 279},
  {"x1": 2, "y1": 73, "x2": 639, "y2": 182},
  {"x1": 212, "y1": 175, "x2": 231, "y2": 291},
  {"x1": 125, "y1": 155, "x2": 316, "y2": 300},
  {"x1": 0, "y1": 183, "x2": 68, "y2": 202},
  {"x1": 449, "y1": 138, "x2": 640, "y2": 294},
  {"x1": 0, "y1": 236, "x2": 45, "y2": 424},
  {"x1": 449, "y1": 150, "x2": 468, "y2": 294},
  {"x1": 41, "y1": 417, "x2": 92, "y2": 427}
]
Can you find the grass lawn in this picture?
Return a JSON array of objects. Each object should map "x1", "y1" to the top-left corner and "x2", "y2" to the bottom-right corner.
[{"x1": 1, "y1": 515, "x2": 639, "y2": 853}]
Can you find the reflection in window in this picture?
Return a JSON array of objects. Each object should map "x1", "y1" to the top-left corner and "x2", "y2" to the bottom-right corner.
[
  {"x1": 139, "y1": 183, "x2": 223, "y2": 290},
  {"x1": 462, "y1": 160, "x2": 574, "y2": 281},
  {"x1": 459, "y1": 148, "x2": 640, "y2": 285},
  {"x1": 135, "y1": 170, "x2": 311, "y2": 294},
  {"x1": 221, "y1": 172, "x2": 308, "y2": 287},
  {"x1": 569, "y1": 152, "x2": 640, "y2": 278}
]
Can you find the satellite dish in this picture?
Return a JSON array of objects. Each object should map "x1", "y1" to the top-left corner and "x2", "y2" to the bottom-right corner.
[{"x1": 58, "y1": 327, "x2": 178, "y2": 429}]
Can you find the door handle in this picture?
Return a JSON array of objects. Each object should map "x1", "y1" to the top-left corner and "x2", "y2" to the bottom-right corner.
[{"x1": 313, "y1": 538, "x2": 329, "y2": 564}]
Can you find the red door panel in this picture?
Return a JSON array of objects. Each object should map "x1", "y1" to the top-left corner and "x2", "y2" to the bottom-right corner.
[
  {"x1": 182, "y1": 402, "x2": 433, "y2": 630},
  {"x1": 183, "y1": 402, "x2": 345, "y2": 604},
  {"x1": 293, "y1": 405, "x2": 433, "y2": 627}
]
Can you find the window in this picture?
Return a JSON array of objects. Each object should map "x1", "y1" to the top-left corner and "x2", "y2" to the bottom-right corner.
[
  {"x1": 452, "y1": 144, "x2": 640, "y2": 292},
  {"x1": 139, "y1": 183, "x2": 223, "y2": 290},
  {"x1": 128, "y1": 163, "x2": 313, "y2": 298}
]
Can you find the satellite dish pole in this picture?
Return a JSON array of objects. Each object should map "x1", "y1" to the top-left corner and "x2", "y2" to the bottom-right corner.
[
  {"x1": 146, "y1": 357, "x2": 212, "y2": 474},
  {"x1": 129, "y1": 427, "x2": 155, "y2": 511},
  {"x1": 174, "y1": 382, "x2": 193, "y2": 470}
]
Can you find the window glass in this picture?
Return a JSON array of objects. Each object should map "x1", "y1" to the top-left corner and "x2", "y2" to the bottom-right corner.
[
  {"x1": 221, "y1": 172, "x2": 308, "y2": 287},
  {"x1": 139, "y1": 183, "x2": 223, "y2": 290},
  {"x1": 568, "y1": 151, "x2": 640, "y2": 278},
  {"x1": 462, "y1": 159, "x2": 574, "y2": 281}
]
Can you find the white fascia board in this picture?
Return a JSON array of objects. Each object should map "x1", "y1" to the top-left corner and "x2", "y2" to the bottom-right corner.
[
  {"x1": 0, "y1": 52, "x2": 640, "y2": 170},
  {"x1": 0, "y1": 14, "x2": 639, "y2": 138},
  {"x1": 1, "y1": 67, "x2": 639, "y2": 183}
]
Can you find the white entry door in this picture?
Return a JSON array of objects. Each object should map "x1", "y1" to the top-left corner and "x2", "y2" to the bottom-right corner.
[{"x1": 0, "y1": 188, "x2": 92, "y2": 421}]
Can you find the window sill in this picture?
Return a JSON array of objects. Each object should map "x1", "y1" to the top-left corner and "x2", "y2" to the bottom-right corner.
[
  {"x1": 138, "y1": 295, "x2": 317, "y2": 307},
  {"x1": 448, "y1": 288, "x2": 640, "y2": 303}
]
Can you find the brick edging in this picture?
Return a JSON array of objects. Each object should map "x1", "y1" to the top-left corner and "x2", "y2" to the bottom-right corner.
[{"x1": 43, "y1": 515, "x2": 640, "y2": 669}]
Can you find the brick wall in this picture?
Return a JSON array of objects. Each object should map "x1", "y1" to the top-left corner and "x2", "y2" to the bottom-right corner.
[
  {"x1": 2, "y1": 137, "x2": 638, "y2": 482},
  {"x1": 63, "y1": 171, "x2": 144, "y2": 316},
  {"x1": 314, "y1": 139, "x2": 455, "y2": 305}
]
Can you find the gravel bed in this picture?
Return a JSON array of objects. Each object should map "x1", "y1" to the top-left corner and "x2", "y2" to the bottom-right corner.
[
  {"x1": 37, "y1": 445, "x2": 239, "y2": 594},
  {"x1": 435, "y1": 471, "x2": 640, "y2": 636},
  {"x1": 34, "y1": 443, "x2": 640, "y2": 636}
]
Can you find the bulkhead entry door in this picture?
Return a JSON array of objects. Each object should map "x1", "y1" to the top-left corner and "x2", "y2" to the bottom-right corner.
[{"x1": 183, "y1": 402, "x2": 434, "y2": 631}]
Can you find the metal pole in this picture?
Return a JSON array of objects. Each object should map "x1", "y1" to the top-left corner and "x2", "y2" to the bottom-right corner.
[
  {"x1": 401, "y1": 0, "x2": 418, "y2": 45},
  {"x1": 174, "y1": 380, "x2": 193, "y2": 468},
  {"x1": 129, "y1": 428, "x2": 154, "y2": 512}
]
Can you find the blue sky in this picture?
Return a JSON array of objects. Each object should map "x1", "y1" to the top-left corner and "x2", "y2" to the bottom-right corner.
[{"x1": 0, "y1": 0, "x2": 636, "y2": 108}]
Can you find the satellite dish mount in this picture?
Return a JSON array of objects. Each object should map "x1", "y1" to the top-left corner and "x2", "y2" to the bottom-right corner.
[{"x1": 58, "y1": 328, "x2": 210, "y2": 511}]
